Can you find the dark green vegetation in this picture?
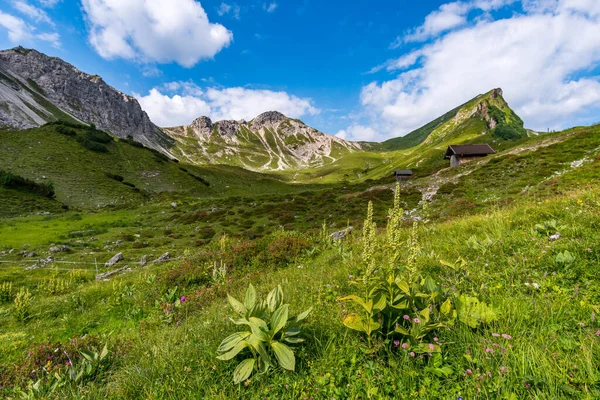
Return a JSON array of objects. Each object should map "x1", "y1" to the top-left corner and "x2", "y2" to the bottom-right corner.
[{"x1": 1, "y1": 92, "x2": 600, "y2": 398}]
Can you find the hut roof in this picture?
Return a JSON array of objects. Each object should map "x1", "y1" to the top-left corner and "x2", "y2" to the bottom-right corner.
[
  {"x1": 394, "y1": 170, "x2": 413, "y2": 175},
  {"x1": 444, "y1": 144, "x2": 496, "y2": 159}
]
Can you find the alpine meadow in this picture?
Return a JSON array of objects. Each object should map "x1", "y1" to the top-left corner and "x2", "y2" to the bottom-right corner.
[{"x1": 1, "y1": 1, "x2": 600, "y2": 399}]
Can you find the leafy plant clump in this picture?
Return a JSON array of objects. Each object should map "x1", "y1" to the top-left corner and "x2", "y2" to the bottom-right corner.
[
  {"x1": 0, "y1": 170, "x2": 55, "y2": 199},
  {"x1": 76, "y1": 135, "x2": 108, "y2": 153},
  {"x1": 217, "y1": 284, "x2": 312, "y2": 384}
]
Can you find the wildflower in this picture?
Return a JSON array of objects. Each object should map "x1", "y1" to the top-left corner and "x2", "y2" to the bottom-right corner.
[
  {"x1": 433, "y1": 337, "x2": 438, "y2": 342},
  {"x1": 413, "y1": 318, "x2": 421, "y2": 324},
  {"x1": 524, "y1": 382, "x2": 531, "y2": 389},
  {"x1": 402, "y1": 343, "x2": 409, "y2": 349},
  {"x1": 428, "y1": 343, "x2": 435, "y2": 351},
  {"x1": 393, "y1": 340, "x2": 400, "y2": 347},
  {"x1": 492, "y1": 333, "x2": 500, "y2": 337},
  {"x1": 500, "y1": 366, "x2": 508, "y2": 374},
  {"x1": 458, "y1": 397, "x2": 463, "y2": 400},
  {"x1": 66, "y1": 361, "x2": 72, "y2": 366},
  {"x1": 487, "y1": 372, "x2": 492, "y2": 378},
  {"x1": 180, "y1": 296, "x2": 186, "y2": 302},
  {"x1": 596, "y1": 330, "x2": 600, "y2": 337},
  {"x1": 409, "y1": 352, "x2": 415, "y2": 357},
  {"x1": 465, "y1": 369, "x2": 472, "y2": 376},
  {"x1": 502, "y1": 334, "x2": 512, "y2": 339},
  {"x1": 403, "y1": 315, "x2": 410, "y2": 320},
  {"x1": 485, "y1": 348, "x2": 494, "y2": 353}
]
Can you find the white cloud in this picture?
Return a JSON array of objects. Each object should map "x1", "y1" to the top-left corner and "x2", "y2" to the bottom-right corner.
[
  {"x1": 217, "y1": 2, "x2": 240, "y2": 19},
  {"x1": 264, "y1": 2, "x2": 277, "y2": 13},
  {"x1": 38, "y1": 0, "x2": 61, "y2": 7},
  {"x1": 13, "y1": 1, "x2": 54, "y2": 26},
  {"x1": 36, "y1": 31, "x2": 60, "y2": 46},
  {"x1": 135, "y1": 83, "x2": 319, "y2": 127},
  {"x1": 81, "y1": 0, "x2": 233, "y2": 67},
  {"x1": 336, "y1": 125, "x2": 379, "y2": 141},
  {"x1": 0, "y1": 11, "x2": 29, "y2": 41},
  {"x1": 354, "y1": 0, "x2": 600, "y2": 140},
  {"x1": 396, "y1": 0, "x2": 515, "y2": 45}
]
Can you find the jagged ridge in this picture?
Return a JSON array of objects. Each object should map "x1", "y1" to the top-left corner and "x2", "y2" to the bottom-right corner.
[
  {"x1": 164, "y1": 111, "x2": 364, "y2": 171},
  {"x1": 0, "y1": 46, "x2": 173, "y2": 151}
]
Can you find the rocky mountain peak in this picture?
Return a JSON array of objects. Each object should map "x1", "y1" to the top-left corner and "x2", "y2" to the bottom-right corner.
[
  {"x1": 0, "y1": 47, "x2": 173, "y2": 151},
  {"x1": 252, "y1": 111, "x2": 288, "y2": 128}
]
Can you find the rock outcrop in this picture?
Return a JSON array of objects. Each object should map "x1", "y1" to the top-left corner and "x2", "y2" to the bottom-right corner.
[
  {"x1": 165, "y1": 111, "x2": 363, "y2": 171},
  {"x1": 0, "y1": 47, "x2": 173, "y2": 151}
]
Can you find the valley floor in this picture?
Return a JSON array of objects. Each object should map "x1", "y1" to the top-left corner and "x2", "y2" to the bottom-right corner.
[{"x1": 1, "y1": 183, "x2": 599, "y2": 399}]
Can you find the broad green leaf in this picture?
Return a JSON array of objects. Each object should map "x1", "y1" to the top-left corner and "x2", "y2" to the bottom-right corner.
[
  {"x1": 248, "y1": 317, "x2": 270, "y2": 342},
  {"x1": 271, "y1": 341, "x2": 295, "y2": 371},
  {"x1": 364, "y1": 318, "x2": 381, "y2": 335},
  {"x1": 295, "y1": 307, "x2": 312, "y2": 322},
  {"x1": 99, "y1": 344, "x2": 109, "y2": 361},
  {"x1": 244, "y1": 284, "x2": 257, "y2": 310},
  {"x1": 248, "y1": 335, "x2": 271, "y2": 366},
  {"x1": 390, "y1": 300, "x2": 409, "y2": 310},
  {"x1": 229, "y1": 317, "x2": 248, "y2": 325},
  {"x1": 217, "y1": 340, "x2": 249, "y2": 361},
  {"x1": 267, "y1": 285, "x2": 284, "y2": 312},
  {"x1": 419, "y1": 307, "x2": 430, "y2": 322},
  {"x1": 395, "y1": 279, "x2": 411, "y2": 296},
  {"x1": 455, "y1": 295, "x2": 497, "y2": 328},
  {"x1": 233, "y1": 358, "x2": 255, "y2": 384},
  {"x1": 227, "y1": 294, "x2": 247, "y2": 316},
  {"x1": 80, "y1": 350, "x2": 95, "y2": 363},
  {"x1": 424, "y1": 276, "x2": 439, "y2": 293},
  {"x1": 394, "y1": 326, "x2": 409, "y2": 335},
  {"x1": 217, "y1": 331, "x2": 251, "y2": 352},
  {"x1": 284, "y1": 327, "x2": 301, "y2": 336},
  {"x1": 340, "y1": 295, "x2": 371, "y2": 313},
  {"x1": 342, "y1": 314, "x2": 366, "y2": 332},
  {"x1": 372, "y1": 293, "x2": 387, "y2": 313},
  {"x1": 440, "y1": 298, "x2": 452, "y2": 315},
  {"x1": 270, "y1": 304, "x2": 289, "y2": 335}
]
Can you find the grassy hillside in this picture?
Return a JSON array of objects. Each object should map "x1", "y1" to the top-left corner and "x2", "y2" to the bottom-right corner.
[
  {"x1": 0, "y1": 123, "x2": 323, "y2": 216},
  {"x1": 0, "y1": 179, "x2": 599, "y2": 398}
]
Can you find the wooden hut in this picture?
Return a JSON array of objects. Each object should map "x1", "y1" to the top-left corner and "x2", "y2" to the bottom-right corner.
[
  {"x1": 444, "y1": 144, "x2": 495, "y2": 167},
  {"x1": 394, "y1": 170, "x2": 413, "y2": 181}
]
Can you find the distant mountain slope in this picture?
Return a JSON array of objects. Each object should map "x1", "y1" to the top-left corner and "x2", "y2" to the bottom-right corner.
[
  {"x1": 382, "y1": 88, "x2": 526, "y2": 151},
  {"x1": 0, "y1": 122, "x2": 307, "y2": 214},
  {"x1": 0, "y1": 47, "x2": 173, "y2": 151},
  {"x1": 164, "y1": 111, "x2": 364, "y2": 171}
]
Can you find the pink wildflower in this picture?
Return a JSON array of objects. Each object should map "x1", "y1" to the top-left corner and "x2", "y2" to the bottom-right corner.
[
  {"x1": 402, "y1": 343, "x2": 409, "y2": 349},
  {"x1": 502, "y1": 334, "x2": 512, "y2": 339},
  {"x1": 403, "y1": 315, "x2": 410, "y2": 320},
  {"x1": 393, "y1": 340, "x2": 400, "y2": 347},
  {"x1": 180, "y1": 296, "x2": 187, "y2": 302},
  {"x1": 66, "y1": 361, "x2": 71, "y2": 366},
  {"x1": 492, "y1": 333, "x2": 500, "y2": 337},
  {"x1": 595, "y1": 330, "x2": 600, "y2": 337},
  {"x1": 413, "y1": 318, "x2": 421, "y2": 323},
  {"x1": 465, "y1": 369, "x2": 472, "y2": 376},
  {"x1": 409, "y1": 352, "x2": 415, "y2": 357},
  {"x1": 433, "y1": 337, "x2": 439, "y2": 342},
  {"x1": 429, "y1": 343, "x2": 435, "y2": 351},
  {"x1": 485, "y1": 348, "x2": 494, "y2": 353},
  {"x1": 487, "y1": 372, "x2": 492, "y2": 378}
]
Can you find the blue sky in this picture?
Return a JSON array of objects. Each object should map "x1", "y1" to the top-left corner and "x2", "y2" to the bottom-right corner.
[{"x1": 1, "y1": 0, "x2": 600, "y2": 141}]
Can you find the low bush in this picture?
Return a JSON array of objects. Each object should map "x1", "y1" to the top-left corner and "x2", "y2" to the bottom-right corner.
[
  {"x1": 0, "y1": 170, "x2": 55, "y2": 198},
  {"x1": 83, "y1": 128, "x2": 113, "y2": 144},
  {"x1": 55, "y1": 125, "x2": 76, "y2": 136},
  {"x1": 76, "y1": 135, "x2": 108, "y2": 152},
  {"x1": 105, "y1": 172, "x2": 124, "y2": 182},
  {"x1": 118, "y1": 135, "x2": 145, "y2": 148}
]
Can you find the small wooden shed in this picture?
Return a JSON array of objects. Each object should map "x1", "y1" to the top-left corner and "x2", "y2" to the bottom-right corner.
[
  {"x1": 394, "y1": 170, "x2": 413, "y2": 181},
  {"x1": 444, "y1": 144, "x2": 496, "y2": 167}
]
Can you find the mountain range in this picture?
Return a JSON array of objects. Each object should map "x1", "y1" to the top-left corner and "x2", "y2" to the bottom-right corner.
[{"x1": 0, "y1": 47, "x2": 530, "y2": 177}]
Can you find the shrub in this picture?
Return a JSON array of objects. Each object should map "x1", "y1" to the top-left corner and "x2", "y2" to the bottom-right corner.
[
  {"x1": 216, "y1": 284, "x2": 312, "y2": 384},
  {"x1": 0, "y1": 170, "x2": 55, "y2": 198},
  {"x1": 122, "y1": 181, "x2": 136, "y2": 188},
  {"x1": 76, "y1": 135, "x2": 108, "y2": 152},
  {"x1": 0, "y1": 281, "x2": 13, "y2": 303},
  {"x1": 55, "y1": 125, "x2": 76, "y2": 136},
  {"x1": 84, "y1": 127, "x2": 113, "y2": 144},
  {"x1": 263, "y1": 231, "x2": 312, "y2": 267},
  {"x1": 105, "y1": 172, "x2": 124, "y2": 182},
  {"x1": 118, "y1": 135, "x2": 145, "y2": 148},
  {"x1": 14, "y1": 287, "x2": 32, "y2": 322}
]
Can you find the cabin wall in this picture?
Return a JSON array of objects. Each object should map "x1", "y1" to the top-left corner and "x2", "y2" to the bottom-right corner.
[
  {"x1": 395, "y1": 176, "x2": 412, "y2": 181},
  {"x1": 450, "y1": 155, "x2": 485, "y2": 167}
]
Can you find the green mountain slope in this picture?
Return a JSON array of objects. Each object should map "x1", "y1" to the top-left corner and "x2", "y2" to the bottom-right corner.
[{"x1": 0, "y1": 122, "x2": 317, "y2": 216}]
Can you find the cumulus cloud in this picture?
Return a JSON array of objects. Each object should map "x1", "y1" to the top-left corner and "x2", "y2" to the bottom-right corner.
[
  {"x1": 0, "y1": 11, "x2": 29, "y2": 41},
  {"x1": 336, "y1": 125, "x2": 379, "y2": 141},
  {"x1": 38, "y1": 0, "x2": 61, "y2": 7},
  {"x1": 135, "y1": 82, "x2": 319, "y2": 127},
  {"x1": 13, "y1": 1, "x2": 54, "y2": 26},
  {"x1": 353, "y1": 0, "x2": 600, "y2": 140},
  {"x1": 217, "y1": 2, "x2": 240, "y2": 19},
  {"x1": 81, "y1": 0, "x2": 233, "y2": 67},
  {"x1": 0, "y1": 9, "x2": 60, "y2": 46}
]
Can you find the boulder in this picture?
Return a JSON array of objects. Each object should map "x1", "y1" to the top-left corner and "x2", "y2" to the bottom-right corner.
[
  {"x1": 105, "y1": 252, "x2": 124, "y2": 268},
  {"x1": 330, "y1": 226, "x2": 353, "y2": 240},
  {"x1": 140, "y1": 255, "x2": 147, "y2": 267},
  {"x1": 96, "y1": 266, "x2": 130, "y2": 281},
  {"x1": 549, "y1": 233, "x2": 561, "y2": 241},
  {"x1": 49, "y1": 245, "x2": 71, "y2": 253},
  {"x1": 153, "y1": 252, "x2": 171, "y2": 263}
]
